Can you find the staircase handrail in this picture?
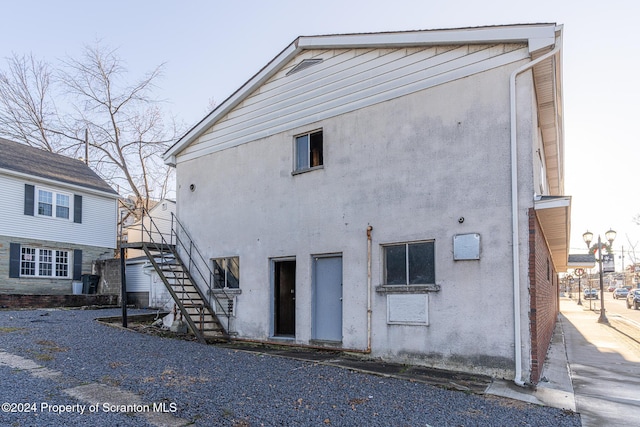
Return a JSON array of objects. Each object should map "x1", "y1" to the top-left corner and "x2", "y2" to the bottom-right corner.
[
  {"x1": 132, "y1": 207, "x2": 232, "y2": 324},
  {"x1": 169, "y1": 212, "x2": 234, "y2": 318}
]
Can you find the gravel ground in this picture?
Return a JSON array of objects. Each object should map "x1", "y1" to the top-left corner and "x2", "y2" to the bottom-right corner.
[{"x1": 0, "y1": 308, "x2": 582, "y2": 427}]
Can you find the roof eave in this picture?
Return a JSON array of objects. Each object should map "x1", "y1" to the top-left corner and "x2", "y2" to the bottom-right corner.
[
  {"x1": 0, "y1": 167, "x2": 120, "y2": 199},
  {"x1": 164, "y1": 41, "x2": 302, "y2": 165},
  {"x1": 297, "y1": 24, "x2": 558, "y2": 52},
  {"x1": 534, "y1": 26, "x2": 564, "y2": 196},
  {"x1": 535, "y1": 195, "x2": 571, "y2": 271}
]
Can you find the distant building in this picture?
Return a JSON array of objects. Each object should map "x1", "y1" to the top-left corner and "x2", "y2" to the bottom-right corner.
[
  {"x1": 123, "y1": 199, "x2": 176, "y2": 308},
  {"x1": 567, "y1": 254, "x2": 596, "y2": 268}
]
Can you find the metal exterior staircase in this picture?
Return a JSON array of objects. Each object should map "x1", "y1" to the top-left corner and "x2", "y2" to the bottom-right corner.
[{"x1": 123, "y1": 210, "x2": 232, "y2": 343}]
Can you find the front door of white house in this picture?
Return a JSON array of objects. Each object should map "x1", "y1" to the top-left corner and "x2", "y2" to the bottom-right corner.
[{"x1": 312, "y1": 255, "x2": 343, "y2": 342}]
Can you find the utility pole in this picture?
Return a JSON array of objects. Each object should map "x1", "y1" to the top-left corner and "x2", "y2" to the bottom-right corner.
[
  {"x1": 84, "y1": 128, "x2": 89, "y2": 165},
  {"x1": 621, "y1": 245, "x2": 625, "y2": 287}
]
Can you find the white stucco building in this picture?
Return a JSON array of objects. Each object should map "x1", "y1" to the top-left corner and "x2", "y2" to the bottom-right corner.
[{"x1": 163, "y1": 24, "x2": 570, "y2": 384}]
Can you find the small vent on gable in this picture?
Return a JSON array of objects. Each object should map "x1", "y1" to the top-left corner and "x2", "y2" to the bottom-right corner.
[{"x1": 286, "y1": 58, "x2": 323, "y2": 76}]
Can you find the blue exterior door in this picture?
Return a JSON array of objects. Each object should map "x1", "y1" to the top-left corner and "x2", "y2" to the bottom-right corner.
[{"x1": 313, "y1": 256, "x2": 343, "y2": 342}]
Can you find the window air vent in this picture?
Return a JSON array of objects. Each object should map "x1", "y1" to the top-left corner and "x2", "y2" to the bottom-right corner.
[{"x1": 286, "y1": 58, "x2": 323, "y2": 76}]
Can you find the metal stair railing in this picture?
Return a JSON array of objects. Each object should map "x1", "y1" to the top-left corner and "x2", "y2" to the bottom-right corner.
[
  {"x1": 141, "y1": 245, "x2": 211, "y2": 344},
  {"x1": 168, "y1": 213, "x2": 235, "y2": 323},
  {"x1": 133, "y1": 207, "x2": 232, "y2": 340}
]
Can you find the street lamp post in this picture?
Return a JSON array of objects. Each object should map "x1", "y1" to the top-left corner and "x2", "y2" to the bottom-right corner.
[
  {"x1": 574, "y1": 268, "x2": 584, "y2": 306},
  {"x1": 583, "y1": 229, "x2": 617, "y2": 324}
]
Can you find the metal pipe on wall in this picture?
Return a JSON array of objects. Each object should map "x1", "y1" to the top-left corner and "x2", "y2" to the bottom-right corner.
[
  {"x1": 366, "y1": 225, "x2": 373, "y2": 353},
  {"x1": 509, "y1": 27, "x2": 562, "y2": 386}
]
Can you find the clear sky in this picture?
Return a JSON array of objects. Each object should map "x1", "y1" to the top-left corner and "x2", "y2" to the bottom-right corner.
[{"x1": 2, "y1": 0, "x2": 639, "y2": 269}]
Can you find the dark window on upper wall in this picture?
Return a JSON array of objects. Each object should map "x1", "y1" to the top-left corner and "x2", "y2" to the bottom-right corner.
[{"x1": 294, "y1": 130, "x2": 323, "y2": 172}]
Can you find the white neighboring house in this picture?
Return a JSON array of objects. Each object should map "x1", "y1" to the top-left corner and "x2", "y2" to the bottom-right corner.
[
  {"x1": 0, "y1": 138, "x2": 119, "y2": 294},
  {"x1": 163, "y1": 24, "x2": 569, "y2": 385},
  {"x1": 124, "y1": 199, "x2": 176, "y2": 308}
]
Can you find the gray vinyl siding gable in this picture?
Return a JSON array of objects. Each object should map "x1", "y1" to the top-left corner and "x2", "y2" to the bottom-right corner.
[{"x1": 178, "y1": 43, "x2": 528, "y2": 163}]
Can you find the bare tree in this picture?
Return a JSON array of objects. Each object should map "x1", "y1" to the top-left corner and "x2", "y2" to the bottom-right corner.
[
  {"x1": 0, "y1": 43, "x2": 179, "y2": 218},
  {"x1": 0, "y1": 53, "x2": 62, "y2": 151}
]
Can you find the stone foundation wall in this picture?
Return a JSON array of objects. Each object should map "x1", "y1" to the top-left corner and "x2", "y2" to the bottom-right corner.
[{"x1": 0, "y1": 293, "x2": 118, "y2": 309}]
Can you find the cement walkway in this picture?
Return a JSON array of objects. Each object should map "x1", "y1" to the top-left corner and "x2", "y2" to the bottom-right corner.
[{"x1": 488, "y1": 297, "x2": 640, "y2": 427}]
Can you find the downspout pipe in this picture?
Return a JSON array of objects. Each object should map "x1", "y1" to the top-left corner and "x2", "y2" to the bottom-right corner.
[
  {"x1": 509, "y1": 30, "x2": 562, "y2": 387},
  {"x1": 366, "y1": 225, "x2": 373, "y2": 353}
]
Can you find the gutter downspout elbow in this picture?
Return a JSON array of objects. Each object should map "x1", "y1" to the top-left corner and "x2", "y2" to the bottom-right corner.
[{"x1": 509, "y1": 29, "x2": 562, "y2": 387}]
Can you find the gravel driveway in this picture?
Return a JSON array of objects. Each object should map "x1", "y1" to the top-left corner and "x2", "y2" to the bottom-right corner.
[{"x1": 0, "y1": 308, "x2": 581, "y2": 426}]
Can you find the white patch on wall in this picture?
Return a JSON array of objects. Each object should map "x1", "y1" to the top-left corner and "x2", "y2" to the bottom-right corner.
[
  {"x1": 453, "y1": 233, "x2": 481, "y2": 260},
  {"x1": 387, "y1": 294, "x2": 428, "y2": 325}
]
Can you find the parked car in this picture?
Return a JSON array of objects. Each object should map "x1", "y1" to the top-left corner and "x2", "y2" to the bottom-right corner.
[
  {"x1": 627, "y1": 289, "x2": 640, "y2": 310},
  {"x1": 584, "y1": 288, "x2": 599, "y2": 299},
  {"x1": 607, "y1": 284, "x2": 617, "y2": 292},
  {"x1": 613, "y1": 288, "x2": 629, "y2": 299}
]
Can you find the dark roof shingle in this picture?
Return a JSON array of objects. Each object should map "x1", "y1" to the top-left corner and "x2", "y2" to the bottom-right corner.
[{"x1": 0, "y1": 138, "x2": 118, "y2": 195}]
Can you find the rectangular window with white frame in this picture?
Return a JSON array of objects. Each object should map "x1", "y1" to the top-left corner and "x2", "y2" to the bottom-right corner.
[
  {"x1": 37, "y1": 187, "x2": 71, "y2": 220},
  {"x1": 56, "y1": 250, "x2": 69, "y2": 277},
  {"x1": 294, "y1": 129, "x2": 323, "y2": 173},
  {"x1": 384, "y1": 241, "x2": 435, "y2": 286},
  {"x1": 20, "y1": 247, "x2": 71, "y2": 278},
  {"x1": 212, "y1": 257, "x2": 240, "y2": 289}
]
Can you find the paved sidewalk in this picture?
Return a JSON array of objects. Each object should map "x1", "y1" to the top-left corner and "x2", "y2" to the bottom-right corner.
[
  {"x1": 487, "y1": 297, "x2": 640, "y2": 426},
  {"x1": 486, "y1": 302, "x2": 576, "y2": 411},
  {"x1": 559, "y1": 297, "x2": 640, "y2": 427}
]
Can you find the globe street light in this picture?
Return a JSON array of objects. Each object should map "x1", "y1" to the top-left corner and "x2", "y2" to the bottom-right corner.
[{"x1": 582, "y1": 229, "x2": 617, "y2": 323}]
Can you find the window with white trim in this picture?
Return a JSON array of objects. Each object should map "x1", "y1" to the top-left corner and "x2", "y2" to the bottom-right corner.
[
  {"x1": 384, "y1": 241, "x2": 435, "y2": 285},
  {"x1": 37, "y1": 188, "x2": 71, "y2": 219},
  {"x1": 294, "y1": 130, "x2": 323, "y2": 172},
  {"x1": 20, "y1": 247, "x2": 71, "y2": 278},
  {"x1": 212, "y1": 257, "x2": 239, "y2": 289}
]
